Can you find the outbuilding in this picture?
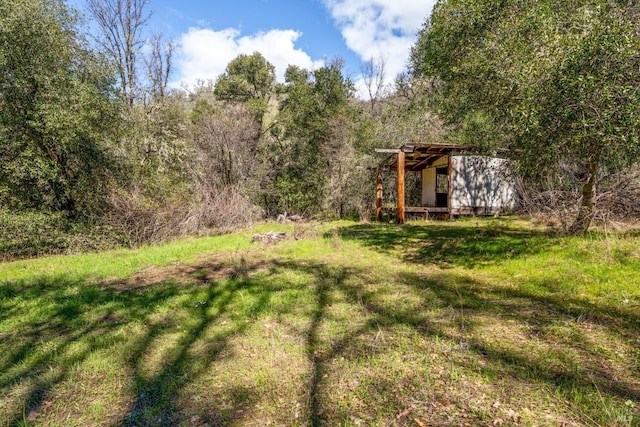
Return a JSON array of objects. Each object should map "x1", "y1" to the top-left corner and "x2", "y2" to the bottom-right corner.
[{"x1": 375, "y1": 143, "x2": 517, "y2": 223}]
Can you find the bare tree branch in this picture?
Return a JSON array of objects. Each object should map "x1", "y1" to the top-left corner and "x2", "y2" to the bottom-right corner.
[
  {"x1": 87, "y1": 0, "x2": 151, "y2": 107},
  {"x1": 144, "y1": 33, "x2": 174, "y2": 102},
  {"x1": 361, "y1": 53, "x2": 388, "y2": 115}
]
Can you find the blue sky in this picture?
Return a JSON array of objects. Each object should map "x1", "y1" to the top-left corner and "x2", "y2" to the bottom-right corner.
[{"x1": 69, "y1": 0, "x2": 437, "y2": 96}]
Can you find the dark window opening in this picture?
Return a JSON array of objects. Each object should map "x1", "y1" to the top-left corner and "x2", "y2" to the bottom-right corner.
[{"x1": 436, "y1": 167, "x2": 448, "y2": 207}]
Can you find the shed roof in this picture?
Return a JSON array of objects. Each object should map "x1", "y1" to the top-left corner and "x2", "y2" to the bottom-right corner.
[{"x1": 376, "y1": 143, "x2": 467, "y2": 172}]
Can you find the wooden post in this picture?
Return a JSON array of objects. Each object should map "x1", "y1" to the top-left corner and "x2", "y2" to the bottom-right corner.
[
  {"x1": 376, "y1": 168, "x2": 383, "y2": 221},
  {"x1": 397, "y1": 151, "x2": 405, "y2": 224},
  {"x1": 447, "y1": 155, "x2": 453, "y2": 220}
]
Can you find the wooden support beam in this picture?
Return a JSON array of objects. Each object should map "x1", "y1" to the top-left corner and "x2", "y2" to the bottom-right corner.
[
  {"x1": 397, "y1": 151, "x2": 405, "y2": 224},
  {"x1": 403, "y1": 145, "x2": 416, "y2": 153},
  {"x1": 375, "y1": 148, "x2": 401, "y2": 153},
  {"x1": 376, "y1": 168, "x2": 383, "y2": 221},
  {"x1": 411, "y1": 154, "x2": 438, "y2": 171},
  {"x1": 447, "y1": 155, "x2": 453, "y2": 220},
  {"x1": 420, "y1": 167, "x2": 424, "y2": 210}
]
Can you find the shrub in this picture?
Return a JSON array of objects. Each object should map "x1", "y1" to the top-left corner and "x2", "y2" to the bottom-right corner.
[
  {"x1": 103, "y1": 186, "x2": 264, "y2": 248},
  {"x1": 0, "y1": 210, "x2": 119, "y2": 260}
]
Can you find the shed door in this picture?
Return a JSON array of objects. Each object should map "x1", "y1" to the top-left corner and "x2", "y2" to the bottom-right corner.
[{"x1": 435, "y1": 167, "x2": 448, "y2": 207}]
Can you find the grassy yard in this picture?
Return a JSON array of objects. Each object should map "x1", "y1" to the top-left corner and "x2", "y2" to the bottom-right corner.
[{"x1": 1, "y1": 218, "x2": 639, "y2": 426}]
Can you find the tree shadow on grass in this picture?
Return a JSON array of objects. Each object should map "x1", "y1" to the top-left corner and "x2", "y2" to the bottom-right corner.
[
  {"x1": 119, "y1": 271, "x2": 251, "y2": 425},
  {"x1": 271, "y1": 257, "x2": 640, "y2": 425},
  {"x1": 0, "y1": 275, "x2": 182, "y2": 425},
  {"x1": 2, "y1": 249, "x2": 639, "y2": 426},
  {"x1": 401, "y1": 270, "x2": 640, "y2": 398},
  {"x1": 336, "y1": 221, "x2": 555, "y2": 268},
  {"x1": 0, "y1": 257, "x2": 282, "y2": 426}
]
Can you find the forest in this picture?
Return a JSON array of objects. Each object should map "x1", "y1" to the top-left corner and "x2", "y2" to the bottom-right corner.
[{"x1": 1, "y1": 0, "x2": 639, "y2": 259}]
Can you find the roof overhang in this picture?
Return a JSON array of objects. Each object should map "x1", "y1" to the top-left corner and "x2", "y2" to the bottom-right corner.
[{"x1": 376, "y1": 143, "x2": 468, "y2": 172}]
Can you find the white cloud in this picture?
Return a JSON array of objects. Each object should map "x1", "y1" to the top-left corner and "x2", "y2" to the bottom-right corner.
[
  {"x1": 172, "y1": 27, "x2": 324, "y2": 89},
  {"x1": 323, "y1": 0, "x2": 436, "y2": 97}
]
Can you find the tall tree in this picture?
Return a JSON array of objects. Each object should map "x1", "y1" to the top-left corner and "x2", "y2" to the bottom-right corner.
[
  {"x1": 87, "y1": 0, "x2": 151, "y2": 107},
  {"x1": 361, "y1": 54, "x2": 388, "y2": 115},
  {"x1": 263, "y1": 59, "x2": 355, "y2": 216},
  {"x1": 144, "y1": 33, "x2": 175, "y2": 102},
  {"x1": 214, "y1": 52, "x2": 276, "y2": 122},
  {"x1": 411, "y1": 0, "x2": 640, "y2": 233},
  {"x1": 0, "y1": 0, "x2": 121, "y2": 216},
  {"x1": 190, "y1": 101, "x2": 260, "y2": 190}
]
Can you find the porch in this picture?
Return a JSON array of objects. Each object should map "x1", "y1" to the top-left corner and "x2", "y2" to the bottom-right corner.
[{"x1": 375, "y1": 143, "x2": 467, "y2": 224}]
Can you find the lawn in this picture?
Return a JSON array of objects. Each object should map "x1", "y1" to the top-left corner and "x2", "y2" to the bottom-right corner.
[{"x1": 1, "y1": 218, "x2": 639, "y2": 426}]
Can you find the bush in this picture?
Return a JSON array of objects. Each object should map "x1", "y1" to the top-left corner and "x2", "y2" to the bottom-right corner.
[
  {"x1": 102, "y1": 189, "x2": 197, "y2": 248},
  {"x1": 0, "y1": 210, "x2": 68, "y2": 259},
  {"x1": 197, "y1": 186, "x2": 264, "y2": 232},
  {"x1": 0, "y1": 210, "x2": 120, "y2": 260},
  {"x1": 103, "y1": 186, "x2": 264, "y2": 248}
]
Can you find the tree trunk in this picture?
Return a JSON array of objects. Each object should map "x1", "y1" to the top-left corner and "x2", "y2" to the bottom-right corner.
[{"x1": 569, "y1": 160, "x2": 598, "y2": 235}]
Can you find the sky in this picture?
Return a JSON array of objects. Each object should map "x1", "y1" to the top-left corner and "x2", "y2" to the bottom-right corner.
[{"x1": 69, "y1": 0, "x2": 437, "y2": 98}]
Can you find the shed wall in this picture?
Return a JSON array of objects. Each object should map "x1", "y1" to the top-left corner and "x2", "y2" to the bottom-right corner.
[{"x1": 450, "y1": 156, "x2": 516, "y2": 212}]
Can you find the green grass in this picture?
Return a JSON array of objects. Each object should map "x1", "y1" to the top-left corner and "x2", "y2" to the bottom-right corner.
[{"x1": 1, "y1": 218, "x2": 639, "y2": 426}]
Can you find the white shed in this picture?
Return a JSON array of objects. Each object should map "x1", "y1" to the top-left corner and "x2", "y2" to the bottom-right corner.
[
  {"x1": 421, "y1": 155, "x2": 516, "y2": 215},
  {"x1": 375, "y1": 144, "x2": 517, "y2": 223}
]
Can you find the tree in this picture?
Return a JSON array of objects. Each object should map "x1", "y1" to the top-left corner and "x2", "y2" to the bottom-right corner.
[
  {"x1": 411, "y1": 0, "x2": 640, "y2": 233},
  {"x1": 0, "y1": 0, "x2": 121, "y2": 217},
  {"x1": 144, "y1": 33, "x2": 175, "y2": 102},
  {"x1": 190, "y1": 101, "x2": 260, "y2": 190},
  {"x1": 213, "y1": 52, "x2": 276, "y2": 122},
  {"x1": 361, "y1": 53, "x2": 388, "y2": 115},
  {"x1": 261, "y1": 59, "x2": 355, "y2": 216},
  {"x1": 87, "y1": 0, "x2": 152, "y2": 107}
]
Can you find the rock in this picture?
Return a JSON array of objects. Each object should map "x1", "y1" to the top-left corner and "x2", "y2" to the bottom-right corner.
[{"x1": 252, "y1": 231, "x2": 286, "y2": 244}]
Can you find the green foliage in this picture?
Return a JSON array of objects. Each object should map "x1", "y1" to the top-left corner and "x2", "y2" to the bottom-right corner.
[
  {"x1": 214, "y1": 52, "x2": 276, "y2": 118},
  {"x1": 258, "y1": 60, "x2": 356, "y2": 216},
  {"x1": 189, "y1": 99, "x2": 216, "y2": 124},
  {"x1": 411, "y1": 0, "x2": 640, "y2": 233},
  {"x1": 0, "y1": 210, "x2": 70, "y2": 259},
  {"x1": 0, "y1": 209, "x2": 120, "y2": 260},
  {"x1": 0, "y1": 0, "x2": 122, "y2": 217}
]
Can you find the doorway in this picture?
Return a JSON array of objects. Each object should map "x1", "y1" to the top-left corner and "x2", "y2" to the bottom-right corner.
[{"x1": 435, "y1": 167, "x2": 448, "y2": 207}]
